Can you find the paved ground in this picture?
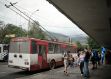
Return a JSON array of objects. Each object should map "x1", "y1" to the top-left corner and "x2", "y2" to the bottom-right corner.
[
  {"x1": 90, "y1": 65, "x2": 111, "y2": 79},
  {"x1": 0, "y1": 62, "x2": 37, "y2": 79},
  {"x1": 16, "y1": 67, "x2": 82, "y2": 79},
  {"x1": 16, "y1": 64, "x2": 111, "y2": 79},
  {"x1": 1, "y1": 62, "x2": 111, "y2": 79}
]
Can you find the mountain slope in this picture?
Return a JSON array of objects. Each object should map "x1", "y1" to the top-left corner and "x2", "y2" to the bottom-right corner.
[{"x1": 46, "y1": 32, "x2": 88, "y2": 45}]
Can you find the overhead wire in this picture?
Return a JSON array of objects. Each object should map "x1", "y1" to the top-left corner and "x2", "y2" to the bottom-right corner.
[
  {"x1": 5, "y1": 5, "x2": 29, "y2": 21},
  {"x1": 11, "y1": 2, "x2": 72, "y2": 30},
  {"x1": 3, "y1": 0, "x2": 57, "y2": 40},
  {"x1": 10, "y1": 3, "x2": 57, "y2": 39},
  {"x1": 4, "y1": 0, "x2": 56, "y2": 27},
  {"x1": 15, "y1": 5, "x2": 58, "y2": 28},
  {"x1": 0, "y1": 0, "x2": 24, "y2": 24},
  {"x1": 7, "y1": 0, "x2": 74, "y2": 30},
  {"x1": 2, "y1": 0, "x2": 87, "y2": 41}
]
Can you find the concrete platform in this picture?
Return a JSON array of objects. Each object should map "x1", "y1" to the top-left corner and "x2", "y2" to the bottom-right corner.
[{"x1": 90, "y1": 65, "x2": 111, "y2": 79}]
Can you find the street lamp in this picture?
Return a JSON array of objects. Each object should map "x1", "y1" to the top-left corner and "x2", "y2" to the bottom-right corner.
[{"x1": 27, "y1": 9, "x2": 39, "y2": 37}]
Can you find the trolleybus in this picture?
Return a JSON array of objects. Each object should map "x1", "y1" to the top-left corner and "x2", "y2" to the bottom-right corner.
[
  {"x1": 0, "y1": 44, "x2": 9, "y2": 61},
  {"x1": 8, "y1": 37, "x2": 77, "y2": 71}
]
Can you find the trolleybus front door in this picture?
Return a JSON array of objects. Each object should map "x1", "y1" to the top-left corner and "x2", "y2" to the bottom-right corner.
[{"x1": 38, "y1": 45, "x2": 47, "y2": 69}]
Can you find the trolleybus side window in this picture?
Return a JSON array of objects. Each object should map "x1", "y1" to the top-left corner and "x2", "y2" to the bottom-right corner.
[
  {"x1": 57, "y1": 45, "x2": 60, "y2": 53},
  {"x1": 49, "y1": 43, "x2": 61, "y2": 54},
  {"x1": 31, "y1": 41, "x2": 37, "y2": 54},
  {"x1": 54, "y1": 44, "x2": 60, "y2": 53},
  {"x1": 54, "y1": 44, "x2": 56, "y2": 53},
  {"x1": 48, "y1": 43, "x2": 54, "y2": 54},
  {"x1": 48, "y1": 43, "x2": 53, "y2": 51}
]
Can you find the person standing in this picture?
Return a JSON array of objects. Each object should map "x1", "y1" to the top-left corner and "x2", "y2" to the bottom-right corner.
[
  {"x1": 91, "y1": 50, "x2": 98, "y2": 69},
  {"x1": 79, "y1": 51, "x2": 85, "y2": 76},
  {"x1": 63, "y1": 51, "x2": 69, "y2": 75},
  {"x1": 101, "y1": 47, "x2": 106, "y2": 64},
  {"x1": 97, "y1": 51, "x2": 101, "y2": 66},
  {"x1": 83, "y1": 49, "x2": 91, "y2": 78}
]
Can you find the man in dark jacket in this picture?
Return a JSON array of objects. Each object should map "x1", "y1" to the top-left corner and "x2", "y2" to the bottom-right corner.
[{"x1": 83, "y1": 49, "x2": 91, "y2": 78}]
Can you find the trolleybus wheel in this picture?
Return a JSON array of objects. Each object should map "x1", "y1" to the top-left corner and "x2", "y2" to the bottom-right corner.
[{"x1": 50, "y1": 60, "x2": 56, "y2": 69}]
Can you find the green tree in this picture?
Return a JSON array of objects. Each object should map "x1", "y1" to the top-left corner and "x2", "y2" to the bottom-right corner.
[
  {"x1": 5, "y1": 24, "x2": 27, "y2": 37},
  {"x1": 0, "y1": 21, "x2": 7, "y2": 43},
  {"x1": 28, "y1": 21, "x2": 46, "y2": 39},
  {"x1": 76, "y1": 41, "x2": 82, "y2": 49},
  {"x1": 0, "y1": 23, "x2": 27, "y2": 44},
  {"x1": 87, "y1": 37, "x2": 100, "y2": 49}
]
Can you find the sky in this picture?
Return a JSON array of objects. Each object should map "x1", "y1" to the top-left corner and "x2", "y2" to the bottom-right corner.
[{"x1": 0, "y1": 0, "x2": 87, "y2": 37}]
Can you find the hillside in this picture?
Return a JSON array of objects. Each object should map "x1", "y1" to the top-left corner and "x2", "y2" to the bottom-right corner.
[
  {"x1": 46, "y1": 32, "x2": 68, "y2": 42},
  {"x1": 46, "y1": 32, "x2": 88, "y2": 45},
  {"x1": 71, "y1": 35, "x2": 88, "y2": 45}
]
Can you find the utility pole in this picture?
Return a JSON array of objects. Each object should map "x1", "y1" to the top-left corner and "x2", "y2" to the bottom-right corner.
[
  {"x1": 28, "y1": 9, "x2": 39, "y2": 37},
  {"x1": 5, "y1": 2, "x2": 57, "y2": 40}
]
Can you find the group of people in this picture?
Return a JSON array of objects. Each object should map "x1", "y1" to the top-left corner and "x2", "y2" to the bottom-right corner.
[
  {"x1": 63, "y1": 49, "x2": 91, "y2": 78},
  {"x1": 63, "y1": 47, "x2": 108, "y2": 78}
]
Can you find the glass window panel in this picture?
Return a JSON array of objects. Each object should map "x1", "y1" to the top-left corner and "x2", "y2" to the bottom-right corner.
[
  {"x1": 39, "y1": 45, "x2": 46, "y2": 55},
  {"x1": 9, "y1": 41, "x2": 29, "y2": 53},
  {"x1": 31, "y1": 41, "x2": 37, "y2": 54}
]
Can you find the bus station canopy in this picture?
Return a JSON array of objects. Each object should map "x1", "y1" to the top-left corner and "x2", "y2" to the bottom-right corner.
[{"x1": 47, "y1": 0, "x2": 111, "y2": 49}]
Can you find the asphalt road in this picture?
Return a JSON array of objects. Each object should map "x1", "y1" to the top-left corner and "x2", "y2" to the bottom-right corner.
[
  {"x1": 0, "y1": 62, "x2": 81, "y2": 79},
  {"x1": 1, "y1": 61, "x2": 110, "y2": 79},
  {"x1": 0, "y1": 62, "x2": 43, "y2": 79},
  {"x1": 0, "y1": 62, "x2": 67, "y2": 79}
]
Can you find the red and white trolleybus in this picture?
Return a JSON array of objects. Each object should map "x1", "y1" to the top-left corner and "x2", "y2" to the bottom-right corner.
[{"x1": 8, "y1": 37, "x2": 77, "y2": 71}]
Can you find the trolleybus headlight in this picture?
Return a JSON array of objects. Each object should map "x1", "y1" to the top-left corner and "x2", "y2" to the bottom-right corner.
[
  {"x1": 14, "y1": 54, "x2": 17, "y2": 58},
  {"x1": 19, "y1": 55, "x2": 22, "y2": 58}
]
